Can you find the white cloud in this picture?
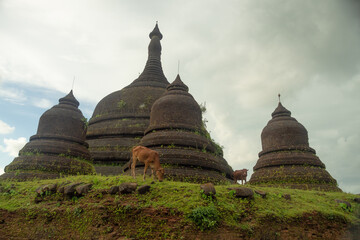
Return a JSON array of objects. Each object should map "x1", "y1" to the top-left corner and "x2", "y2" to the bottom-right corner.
[
  {"x1": 0, "y1": 120, "x2": 15, "y2": 134},
  {"x1": 32, "y1": 98, "x2": 53, "y2": 109},
  {"x1": 0, "y1": 137, "x2": 27, "y2": 157},
  {"x1": 0, "y1": 167, "x2": 4, "y2": 175},
  {"x1": 0, "y1": 85, "x2": 27, "y2": 104}
]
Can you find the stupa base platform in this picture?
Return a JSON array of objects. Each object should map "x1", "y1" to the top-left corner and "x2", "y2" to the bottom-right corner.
[
  {"x1": 0, "y1": 171, "x2": 61, "y2": 181},
  {"x1": 3, "y1": 155, "x2": 95, "y2": 181},
  {"x1": 249, "y1": 165, "x2": 341, "y2": 192},
  {"x1": 94, "y1": 165, "x2": 124, "y2": 176},
  {"x1": 122, "y1": 163, "x2": 232, "y2": 184},
  {"x1": 249, "y1": 183, "x2": 341, "y2": 192}
]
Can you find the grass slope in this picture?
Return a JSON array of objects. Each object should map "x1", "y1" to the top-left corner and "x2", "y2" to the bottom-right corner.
[{"x1": 0, "y1": 175, "x2": 359, "y2": 239}]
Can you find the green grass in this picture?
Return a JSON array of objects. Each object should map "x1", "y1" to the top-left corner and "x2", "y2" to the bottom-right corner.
[{"x1": 0, "y1": 174, "x2": 359, "y2": 238}]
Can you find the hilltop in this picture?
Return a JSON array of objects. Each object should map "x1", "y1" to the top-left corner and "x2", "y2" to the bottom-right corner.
[{"x1": 0, "y1": 175, "x2": 359, "y2": 240}]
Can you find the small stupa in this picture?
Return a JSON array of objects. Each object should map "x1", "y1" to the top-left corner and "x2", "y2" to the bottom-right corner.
[
  {"x1": 1, "y1": 91, "x2": 94, "y2": 180},
  {"x1": 126, "y1": 75, "x2": 233, "y2": 183},
  {"x1": 249, "y1": 95, "x2": 340, "y2": 191},
  {"x1": 86, "y1": 23, "x2": 169, "y2": 175}
]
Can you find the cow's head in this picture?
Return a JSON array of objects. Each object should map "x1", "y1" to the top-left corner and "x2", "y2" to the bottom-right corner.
[{"x1": 156, "y1": 168, "x2": 165, "y2": 182}]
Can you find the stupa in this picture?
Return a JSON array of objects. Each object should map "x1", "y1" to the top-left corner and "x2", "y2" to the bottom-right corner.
[
  {"x1": 249, "y1": 97, "x2": 340, "y2": 191},
  {"x1": 86, "y1": 23, "x2": 169, "y2": 175},
  {"x1": 126, "y1": 75, "x2": 233, "y2": 183},
  {"x1": 1, "y1": 91, "x2": 94, "y2": 180}
]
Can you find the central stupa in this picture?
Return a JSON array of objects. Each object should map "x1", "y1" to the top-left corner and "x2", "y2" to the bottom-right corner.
[{"x1": 86, "y1": 24, "x2": 169, "y2": 174}]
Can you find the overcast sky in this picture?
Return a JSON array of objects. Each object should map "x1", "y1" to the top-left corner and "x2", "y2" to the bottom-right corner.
[{"x1": 0, "y1": 0, "x2": 359, "y2": 193}]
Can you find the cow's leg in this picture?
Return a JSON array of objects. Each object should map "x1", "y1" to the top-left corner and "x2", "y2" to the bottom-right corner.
[
  {"x1": 131, "y1": 154, "x2": 137, "y2": 179},
  {"x1": 151, "y1": 168, "x2": 155, "y2": 180},
  {"x1": 143, "y1": 162, "x2": 149, "y2": 181}
]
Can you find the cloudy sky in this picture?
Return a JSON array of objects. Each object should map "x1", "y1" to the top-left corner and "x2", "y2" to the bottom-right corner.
[{"x1": 0, "y1": 0, "x2": 359, "y2": 193}]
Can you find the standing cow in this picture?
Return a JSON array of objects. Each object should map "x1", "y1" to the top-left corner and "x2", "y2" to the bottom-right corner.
[
  {"x1": 233, "y1": 169, "x2": 249, "y2": 184},
  {"x1": 130, "y1": 146, "x2": 164, "y2": 182}
]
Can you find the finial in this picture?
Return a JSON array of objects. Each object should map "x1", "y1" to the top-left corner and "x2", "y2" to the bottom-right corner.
[
  {"x1": 167, "y1": 74, "x2": 189, "y2": 92},
  {"x1": 278, "y1": 93, "x2": 281, "y2": 103},
  {"x1": 149, "y1": 22, "x2": 163, "y2": 40},
  {"x1": 178, "y1": 60, "x2": 180, "y2": 75},
  {"x1": 72, "y1": 76, "x2": 75, "y2": 91}
]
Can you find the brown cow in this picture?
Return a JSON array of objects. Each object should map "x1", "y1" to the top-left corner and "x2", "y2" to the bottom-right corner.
[
  {"x1": 233, "y1": 169, "x2": 249, "y2": 184},
  {"x1": 130, "y1": 146, "x2": 164, "y2": 182}
]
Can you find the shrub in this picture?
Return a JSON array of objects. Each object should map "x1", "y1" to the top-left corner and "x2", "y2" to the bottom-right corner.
[{"x1": 188, "y1": 204, "x2": 220, "y2": 231}]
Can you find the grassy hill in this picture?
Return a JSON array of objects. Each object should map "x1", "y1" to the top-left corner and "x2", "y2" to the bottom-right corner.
[{"x1": 0, "y1": 175, "x2": 359, "y2": 239}]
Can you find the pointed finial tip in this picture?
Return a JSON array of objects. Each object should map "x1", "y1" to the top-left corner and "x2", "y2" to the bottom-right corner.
[
  {"x1": 177, "y1": 60, "x2": 180, "y2": 75},
  {"x1": 149, "y1": 22, "x2": 163, "y2": 40},
  {"x1": 278, "y1": 93, "x2": 281, "y2": 103}
]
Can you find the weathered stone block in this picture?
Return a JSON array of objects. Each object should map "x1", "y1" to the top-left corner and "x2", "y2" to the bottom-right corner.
[
  {"x1": 119, "y1": 183, "x2": 137, "y2": 194},
  {"x1": 137, "y1": 185, "x2": 151, "y2": 194}
]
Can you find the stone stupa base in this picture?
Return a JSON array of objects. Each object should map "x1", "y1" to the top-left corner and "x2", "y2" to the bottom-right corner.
[
  {"x1": 0, "y1": 171, "x2": 60, "y2": 181},
  {"x1": 122, "y1": 165, "x2": 232, "y2": 184},
  {"x1": 121, "y1": 147, "x2": 233, "y2": 184},
  {"x1": 93, "y1": 165, "x2": 125, "y2": 176},
  {"x1": 2, "y1": 155, "x2": 95, "y2": 181},
  {"x1": 249, "y1": 165, "x2": 341, "y2": 192}
]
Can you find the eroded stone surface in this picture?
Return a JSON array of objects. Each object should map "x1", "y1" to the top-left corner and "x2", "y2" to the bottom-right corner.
[{"x1": 118, "y1": 183, "x2": 138, "y2": 194}]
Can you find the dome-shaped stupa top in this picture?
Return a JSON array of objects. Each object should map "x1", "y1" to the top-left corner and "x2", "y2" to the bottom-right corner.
[
  {"x1": 86, "y1": 23, "x2": 170, "y2": 169},
  {"x1": 89, "y1": 23, "x2": 169, "y2": 125},
  {"x1": 260, "y1": 102, "x2": 312, "y2": 155},
  {"x1": 36, "y1": 90, "x2": 86, "y2": 142},
  {"x1": 145, "y1": 74, "x2": 202, "y2": 134}
]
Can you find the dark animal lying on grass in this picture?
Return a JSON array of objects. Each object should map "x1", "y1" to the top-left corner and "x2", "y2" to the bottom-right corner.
[
  {"x1": 130, "y1": 146, "x2": 164, "y2": 182},
  {"x1": 233, "y1": 169, "x2": 249, "y2": 184}
]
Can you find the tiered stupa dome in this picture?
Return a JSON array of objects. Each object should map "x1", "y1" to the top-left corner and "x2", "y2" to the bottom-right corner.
[
  {"x1": 86, "y1": 23, "x2": 170, "y2": 175},
  {"x1": 132, "y1": 75, "x2": 233, "y2": 183},
  {"x1": 249, "y1": 100, "x2": 340, "y2": 191},
  {"x1": 1, "y1": 91, "x2": 94, "y2": 180}
]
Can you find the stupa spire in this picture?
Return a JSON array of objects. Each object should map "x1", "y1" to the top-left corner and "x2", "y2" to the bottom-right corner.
[
  {"x1": 167, "y1": 74, "x2": 189, "y2": 92},
  {"x1": 271, "y1": 97, "x2": 291, "y2": 118},
  {"x1": 59, "y1": 90, "x2": 79, "y2": 107},
  {"x1": 130, "y1": 22, "x2": 168, "y2": 87}
]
